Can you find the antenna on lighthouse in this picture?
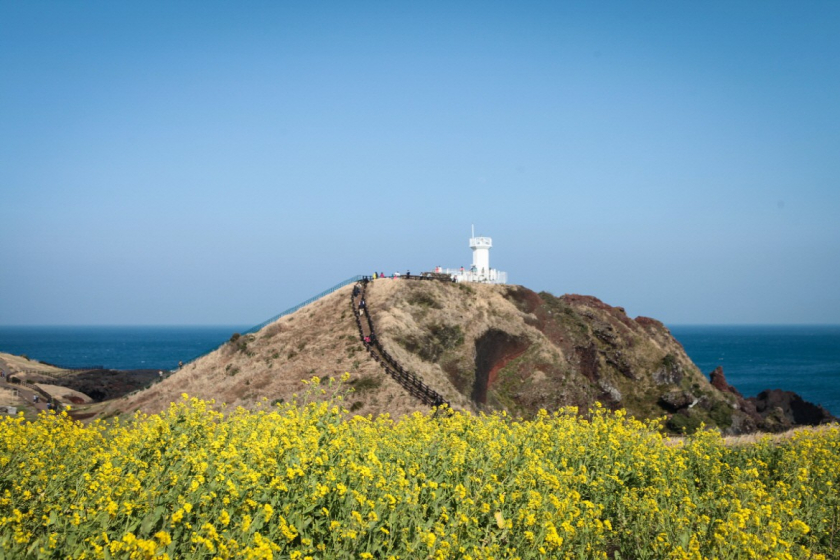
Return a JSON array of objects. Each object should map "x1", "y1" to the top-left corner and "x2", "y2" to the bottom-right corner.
[{"x1": 472, "y1": 224, "x2": 475, "y2": 237}]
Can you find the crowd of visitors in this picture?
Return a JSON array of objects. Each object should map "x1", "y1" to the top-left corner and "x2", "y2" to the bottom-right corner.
[{"x1": 365, "y1": 269, "x2": 458, "y2": 283}]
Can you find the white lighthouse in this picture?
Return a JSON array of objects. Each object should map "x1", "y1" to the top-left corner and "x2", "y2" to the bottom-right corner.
[
  {"x1": 470, "y1": 225, "x2": 491, "y2": 274},
  {"x1": 439, "y1": 226, "x2": 507, "y2": 284}
]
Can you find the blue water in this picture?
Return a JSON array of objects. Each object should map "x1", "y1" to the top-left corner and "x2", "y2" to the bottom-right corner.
[
  {"x1": 670, "y1": 325, "x2": 840, "y2": 417},
  {"x1": 0, "y1": 326, "x2": 247, "y2": 371}
]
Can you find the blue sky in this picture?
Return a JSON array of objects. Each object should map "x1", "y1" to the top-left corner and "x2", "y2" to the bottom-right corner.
[{"x1": 1, "y1": 1, "x2": 838, "y2": 325}]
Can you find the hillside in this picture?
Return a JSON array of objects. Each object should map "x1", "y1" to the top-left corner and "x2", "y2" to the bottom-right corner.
[
  {"x1": 106, "y1": 283, "x2": 430, "y2": 420},
  {"x1": 363, "y1": 279, "x2": 749, "y2": 432},
  {"x1": 101, "y1": 278, "x2": 832, "y2": 434},
  {"x1": 0, "y1": 351, "x2": 158, "y2": 417}
]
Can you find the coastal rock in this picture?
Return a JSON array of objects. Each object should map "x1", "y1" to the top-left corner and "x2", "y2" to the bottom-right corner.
[
  {"x1": 658, "y1": 390, "x2": 695, "y2": 412},
  {"x1": 652, "y1": 356, "x2": 684, "y2": 385},
  {"x1": 750, "y1": 389, "x2": 836, "y2": 432},
  {"x1": 709, "y1": 366, "x2": 743, "y2": 397},
  {"x1": 598, "y1": 378, "x2": 622, "y2": 404}
]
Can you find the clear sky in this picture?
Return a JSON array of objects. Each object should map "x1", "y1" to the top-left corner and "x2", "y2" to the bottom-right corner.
[{"x1": 1, "y1": 1, "x2": 838, "y2": 326}]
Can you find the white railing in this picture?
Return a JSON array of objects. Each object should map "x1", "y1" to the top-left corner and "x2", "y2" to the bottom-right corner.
[{"x1": 438, "y1": 268, "x2": 508, "y2": 285}]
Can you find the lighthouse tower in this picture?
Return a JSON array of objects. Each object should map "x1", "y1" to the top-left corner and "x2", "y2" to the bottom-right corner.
[
  {"x1": 437, "y1": 226, "x2": 507, "y2": 284},
  {"x1": 470, "y1": 225, "x2": 492, "y2": 275}
]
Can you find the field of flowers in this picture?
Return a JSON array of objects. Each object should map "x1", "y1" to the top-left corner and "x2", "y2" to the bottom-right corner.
[{"x1": 1, "y1": 376, "x2": 838, "y2": 559}]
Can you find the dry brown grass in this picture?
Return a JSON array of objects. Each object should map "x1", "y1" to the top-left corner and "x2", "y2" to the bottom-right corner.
[
  {"x1": 722, "y1": 423, "x2": 839, "y2": 446},
  {"x1": 33, "y1": 383, "x2": 93, "y2": 404},
  {"x1": 0, "y1": 388, "x2": 19, "y2": 407},
  {"x1": 107, "y1": 285, "x2": 429, "y2": 419},
  {"x1": 365, "y1": 279, "x2": 558, "y2": 413},
  {"x1": 0, "y1": 352, "x2": 67, "y2": 378},
  {"x1": 661, "y1": 423, "x2": 840, "y2": 448}
]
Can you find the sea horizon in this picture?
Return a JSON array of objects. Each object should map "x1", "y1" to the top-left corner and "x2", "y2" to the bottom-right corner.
[{"x1": 0, "y1": 325, "x2": 248, "y2": 373}]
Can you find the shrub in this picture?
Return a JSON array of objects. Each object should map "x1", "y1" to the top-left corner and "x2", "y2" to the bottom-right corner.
[
  {"x1": 398, "y1": 323, "x2": 464, "y2": 362},
  {"x1": 457, "y1": 283, "x2": 475, "y2": 295},
  {"x1": 228, "y1": 333, "x2": 253, "y2": 354},
  {"x1": 667, "y1": 410, "x2": 702, "y2": 434},
  {"x1": 407, "y1": 290, "x2": 442, "y2": 309},
  {"x1": 709, "y1": 400, "x2": 734, "y2": 429},
  {"x1": 351, "y1": 375, "x2": 382, "y2": 392},
  {"x1": 662, "y1": 353, "x2": 678, "y2": 370}
]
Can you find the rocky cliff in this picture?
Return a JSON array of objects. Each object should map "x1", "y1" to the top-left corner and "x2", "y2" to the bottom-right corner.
[{"x1": 365, "y1": 280, "x2": 757, "y2": 433}]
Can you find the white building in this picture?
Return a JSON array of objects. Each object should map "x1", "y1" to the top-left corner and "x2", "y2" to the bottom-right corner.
[{"x1": 438, "y1": 227, "x2": 508, "y2": 284}]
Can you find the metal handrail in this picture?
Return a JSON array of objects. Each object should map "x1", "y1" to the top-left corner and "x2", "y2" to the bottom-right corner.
[{"x1": 352, "y1": 279, "x2": 449, "y2": 409}]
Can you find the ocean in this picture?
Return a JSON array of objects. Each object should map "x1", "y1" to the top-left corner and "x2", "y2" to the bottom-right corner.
[
  {"x1": 0, "y1": 326, "x2": 247, "y2": 372},
  {"x1": 1, "y1": 325, "x2": 838, "y2": 416},
  {"x1": 670, "y1": 325, "x2": 840, "y2": 416}
]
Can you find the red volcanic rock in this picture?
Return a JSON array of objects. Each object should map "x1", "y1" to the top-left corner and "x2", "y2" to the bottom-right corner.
[
  {"x1": 634, "y1": 316, "x2": 673, "y2": 334},
  {"x1": 709, "y1": 366, "x2": 743, "y2": 398},
  {"x1": 634, "y1": 316, "x2": 662, "y2": 329},
  {"x1": 560, "y1": 294, "x2": 636, "y2": 329},
  {"x1": 562, "y1": 294, "x2": 608, "y2": 307}
]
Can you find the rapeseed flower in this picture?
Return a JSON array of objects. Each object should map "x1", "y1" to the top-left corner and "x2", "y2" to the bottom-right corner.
[{"x1": 0, "y1": 388, "x2": 837, "y2": 558}]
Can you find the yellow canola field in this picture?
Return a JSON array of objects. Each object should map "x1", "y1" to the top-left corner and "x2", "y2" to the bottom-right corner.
[{"x1": 1, "y1": 377, "x2": 838, "y2": 559}]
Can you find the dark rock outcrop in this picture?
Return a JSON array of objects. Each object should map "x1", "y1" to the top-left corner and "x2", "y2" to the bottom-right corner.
[
  {"x1": 705, "y1": 366, "x2": 835, "y2": 433},
  {"x1": 749, "y1": 389, "x2": 836, "y2": 432},
  {"x1": 659, "y1": 390, "x2": 696, "y2": 412},
  {"x1": 16, "y1": 368, "x2": 159, "y2": 402}
]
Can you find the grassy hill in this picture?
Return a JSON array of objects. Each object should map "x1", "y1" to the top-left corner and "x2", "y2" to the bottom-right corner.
[
  {"x1": 105, "y1": 283, "x2": 429, "y2": 421},
  {"x1": 100, "y1": 278, "x2": 789, "y2": 434}
]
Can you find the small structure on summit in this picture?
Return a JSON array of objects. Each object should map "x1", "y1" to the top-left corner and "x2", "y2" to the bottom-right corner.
[{"x1": 434, "y1": 226, "x2": 508, "y2": 284}]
